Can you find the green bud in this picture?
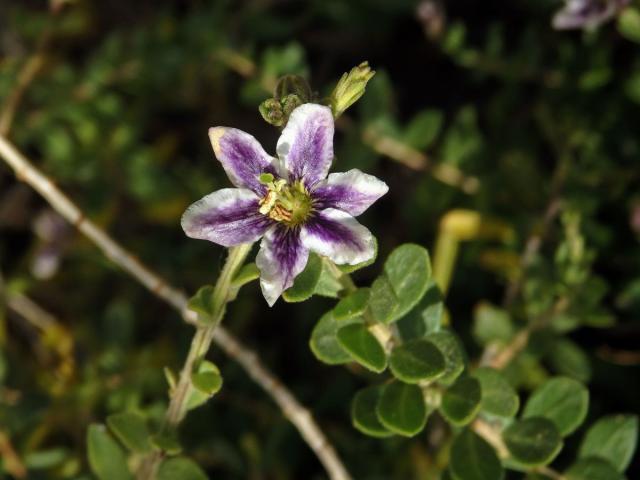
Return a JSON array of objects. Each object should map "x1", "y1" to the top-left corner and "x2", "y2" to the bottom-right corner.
[
  {"x1": 274, "y1": 74, "x2": 312, "y2": 103},
  {"x1": 331, "y1": 61, "x2": 376, "y2": 118},
  {"x1": 281, "y1": 93, "x2": 303, "y2": 117},
  {"x1": 259, "y1": 98, "x2": 285, "y2": 127}
]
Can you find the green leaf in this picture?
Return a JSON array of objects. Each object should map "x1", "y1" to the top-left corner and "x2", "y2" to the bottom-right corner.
[
  {"x1": 376, "y1": 381, "x2": 428, "y2": 437},
  {"x1": 187, "y1": 285, "x2": 216, "y2": 323},
  {"x1": 106, "y1": 412, "x2": 152, "y2": 453},
  {"x1": 618, "y1": 7, "x2": 640, "y2": 44},
  {"x1": 503, "y1": 417, "x2": 562, "y2": 466},
  {"x1": 449, "y1": 429, "x2": 504, "y2": 480},
  {"x1": 87, "y1": 424, "x2": 133, "y2": 480},
  {"x1": 339, "y1": 236, "x2": 378, "y2": 273},
  {"x1": 334, "y1": 288, "x2": 371, "y2": 321},
  {"x1": 547, "y1": 338, "x2": 591, "y2": 383},
  {"x1": 523, "y1": 377, "x2": 589, "y2": 436},
  {"x1": 351, "y1": 386, "x2": 394, "y2": 438},
  {"x1": 157, "y1": 457, "x2": 208, "y2": 480},
  {"x1": 403, "y1": 109, "x2": 444, "y2": 150},
  {"x1": 472, "y1": 302, "x2": 514, "y2": 346},
  {"x1": 383, "y1": 244, "x2": 432, "y2": 323},
  {"x1": 426, "y1": 330, "x2": 465, "y2": 385},
  {"x1": 440, "y1": 375, "x2": 481, "y2": 426},
  {"x1": 336, "y1": 324, "x2": 387, "y2": 373},
  {"x1": 473, "y1": 367, "x2": 519, "y2": 418},
  {"x1": 283, "y1": 253, "x2": 322, "y2": 302},
  {"x1": 565, "y1": 457, "x2": 624, "y2": 480},
  {"x1": 314, "y1": 258, "x2": 344, "y2": 298},
  {"x1": 150, "y1": 430, "x2": 182, "y2": 456},
  {"x1": 187, "y1": 360, "x2": 223, "y2": 411},
  {"x1": 369, "y1": 276, "x2": 399, "y2": 323},
  {"x1": 309, "y1": 311, "x2": 361, "y2": 365},
  {"x1": 231, "y1": 263, "x2": 260, "y2": 289},
  {"x1": 578, "y1": 414, "x2": 638, "y2": 472},
  {"x1": 389, "y1": 339, "x2": 445, "y2": 384},
  {"x1": 397, "y1": 282, "x2": 443, "y2": 341}
]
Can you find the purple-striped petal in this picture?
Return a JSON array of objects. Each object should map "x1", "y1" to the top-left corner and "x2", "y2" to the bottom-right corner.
[
  {"x1": 552, "y1": 0, "x2": 629, "y2": 30},
  {"x1": 312, "y1": 169, "x2": 389, "y2": 217},
  {"x1": 256, "y1": 225, "x2": 309, "y2": 306},
  {"x1": 181, "y1": 188, "x2": 272, "y2": 247},
  {"x1": 301, "y1": 208, "x2": 375, "y2": 265},
  {"x1": 276, "y1": 104, "x2": 334, "y2": 187},
  {"x1": 209, "y1": 127, "x2": 284, "y2": 195}
]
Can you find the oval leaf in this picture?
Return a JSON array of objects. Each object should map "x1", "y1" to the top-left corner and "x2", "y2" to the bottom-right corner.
[
  {"x1": 334, "y1": 288, "x2": 371, "y2": 321},
  {"x1": 565, "y1": 457, "x2": 624, "y2": 480},
  {"x1": 503, "y1": 417, "x2": 562, "y2": 466},
  {"x1": 309, "y1": 312, "x2": 361, "y2": 365},
  {"x1": 383, "y1": 244, "x2": 432, "y2": 323},
  {"x1": 106, "y1": 412, "x2": 152, "y2": 453},
  {"x1": 337, "y1": 324, "x2": 387, "y2": 373},
  {"x1": 351, "y1": 386, "x2": 394, "y2": 438},
  {"x1": 523, "y1": 376, "x2": 588, "y2": 436},
  {"x1": 283, "y1": 253, "x2": 322, "y2": 302},
  {"x1": 449, "y1": 429, "x2": 504, "y2": 480},
  {"x1": 473, "y1": 367, "x2": 519, "y2": 418},
  {"x1": 187, "y1": 361, "x2": 223, "y2": 411},
  {"x1": 158, "y1": 457, "x2": 208, "y2": 480},
  {"x1": 389, "y1": 339, "x2": 446, "y2": 383},
  {"x1": 376, "y1": 381, "x2": 428, "y2": 437},
  {"x1": 369, "y1": 276, "x2": 399, "y2": 323},
  {"x1": 578, "y1": 414, "x2": 638, "y2": 472},
  {"x1": 87, "y1": 424, "x2": 133, "y2": 480},
  {"x1": 440, "y1": 375, "x2": 481, "y2": 426},
  {"x1": 426, "y1": 330, "x2": 465, "y2": 385}
]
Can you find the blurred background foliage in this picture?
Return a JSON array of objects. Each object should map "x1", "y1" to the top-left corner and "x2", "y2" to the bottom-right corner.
[{"x1": 0, "y1": 0, "x2": 639, "y2": 478}]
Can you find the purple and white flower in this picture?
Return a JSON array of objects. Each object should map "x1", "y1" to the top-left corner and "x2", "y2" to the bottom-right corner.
[
  {"x1": 182, "y1": 104, "x2": 388, "y2": 306},
  {"x1": 552, "y1": 0, "x2": 630, "y2": 30}
]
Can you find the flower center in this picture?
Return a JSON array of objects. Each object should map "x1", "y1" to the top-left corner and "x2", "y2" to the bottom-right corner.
[{"x1": 258, "y1": 175, "x2": 312, "y2": 227}]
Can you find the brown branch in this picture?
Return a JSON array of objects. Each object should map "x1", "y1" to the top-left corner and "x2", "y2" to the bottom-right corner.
[
  {"x1": 0, "y1": 135, "x2": 351, "y2": 480},
  {"x1": 0, "y1": 431, "x2": 27, "y2": 479}
]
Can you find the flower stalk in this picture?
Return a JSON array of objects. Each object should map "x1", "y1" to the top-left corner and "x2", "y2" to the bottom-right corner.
[{"x1": 137, "y1": 243, "x2": 251, "y2": 479}]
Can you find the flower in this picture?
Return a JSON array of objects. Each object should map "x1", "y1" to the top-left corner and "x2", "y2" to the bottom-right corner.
[
  {"x1": 182, "y1": 103, "x2": 388, "y2": 306},
  {"x1": 552, "y1": 0, "x2": 630, "y2": 30}
]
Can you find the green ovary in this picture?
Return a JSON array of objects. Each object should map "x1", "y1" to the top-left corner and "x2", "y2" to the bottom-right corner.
[{"x1": 259, "y1": 179, "x2": 313, "y2": 227}]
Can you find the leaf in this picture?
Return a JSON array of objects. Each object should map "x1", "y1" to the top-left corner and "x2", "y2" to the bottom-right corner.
[
  {"x1": 187, "y1": 285, "x2": 216, "y2": 323},
  {"x1": 283, "y1": 253, "x2": 322, "y2": 302},
  {"x1": 449, "y1": 429, "x2": 504, "y2": 480},
  {"x1": 87, "y1": 424, "x2": 133, "y2": 480},
  {"x1": 150, "y1": 430, "x2": 182, "y2": 456},
  {"x1": 426, "y1": 330, "x2": 465, "y2": 385},
  {"x1": 376, "y1": 381, "x2": 428, "y2": 437},
  {"x1": 473, "y1": 367, "x2": 519, "y2": 418},
  {"x1": 369, "y1": 276, "x2": 399, "y2": 323},
  {"x1": 618, "y1": 7, "x2": 640, "y2": 44},
  {"x1": 106, "y1": 412, "x2": 152, "y2": 453},
  {"x1": 503, "y1": 417, "x2": 563, "y2": 466},
  {"x1": 231, "y1": 263, "x2": 260, "y2": 289},
  {"x1": 389, "y1": 339, "x2": 445, "y2": 384},
  {"x1": 351, "y1": 386, "x2": 394, "y2": 438},
  {"x1": 397, "y1": 282, "x2": 443, "y2": 341},
  {"x1": 523, "y1": 377, "x2": 589, "y2": 436},
  {"x1": 187, "y1": 360, "x2": 223, "y2": 411},
  {"x1": 309, "y1": 311, "x2": 361, "y2": 365},
  {"x1": 565, "y1": 457, "x2": 624, "y2": 480},
  {"x1": 314, "y1": 258, "x2": 344, "y2": 298},
  {"x1": 440, "y1": 375, "x2": 481, "y2": 426},
  {"x1": 472, "y1": 302, "x2": 514, "y2": 346},
  {"x1": 547, "y1": 338, "x2": 591, "y2": 383},
  {"x1": 383, "y1": 244, "x2": 432, "y2": 323},
  {"x1": 334, "y1": 288, "x2": 371, "y2": 321},
  {"x1": 403, "y1": 109, "x2": 444, "y2": 150},
  {"x1": 578, "y1": 414, "x2": 638, "y2": 472},
  {"x1": 157, "y1": 457, "x2": 208, "y2": 480},
  {"x1": 336, "y1": 324, "x2": 387, "y2": 373}
]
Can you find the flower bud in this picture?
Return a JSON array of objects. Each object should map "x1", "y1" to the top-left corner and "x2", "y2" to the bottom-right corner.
[
  {"x1": 259, "y1": 98, "x2": 285, "y2": 127},
  {"x1": 330, "y1": 61, "x2": 376, "y2": 118}
]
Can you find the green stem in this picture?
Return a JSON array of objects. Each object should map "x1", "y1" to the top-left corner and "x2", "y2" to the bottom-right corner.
[{"x1": 137, "y1": 243, "x2": 252, "y2": 480}]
